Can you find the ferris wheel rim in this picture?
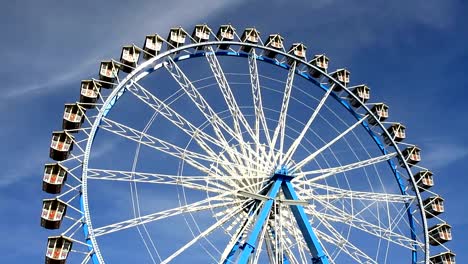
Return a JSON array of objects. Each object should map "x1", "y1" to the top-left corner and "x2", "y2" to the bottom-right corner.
[{"x1": 76, "y1": 40, "x2": 429, "y2": 263}]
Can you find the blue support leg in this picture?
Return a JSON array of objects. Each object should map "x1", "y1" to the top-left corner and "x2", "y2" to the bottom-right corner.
[
  {"x1": 282, "y1": 180, "x2": 329, "y2": 264},
  {"x1": 237, "y1": 179, "x2": 283, "y2": 264}
]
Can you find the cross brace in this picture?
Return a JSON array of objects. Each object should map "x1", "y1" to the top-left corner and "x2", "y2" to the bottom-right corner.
[{"x1": 224, "y1": 173, "x2": 329, "y2": 264}]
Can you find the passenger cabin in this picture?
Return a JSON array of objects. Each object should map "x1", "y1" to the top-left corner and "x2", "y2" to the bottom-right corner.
[
  {"x1": 424, "y1": 196, "x2": 445, "y2": 218},
  {"x1": 216, "y1": 25, "x2": 235, "y2": 50},
  {"x1": 428, "y1": 223, "x2": 452, "y2": 246},
  {"x1": 329, "y1": 68, "x2": 350, "y2": 92},
  {"x1": 79, "y1": 80, "x2": 101, "y2": 109},
  {"x1": 41, "y1": 199, "x2": 67, "y2": 230},
  {"x1": 42, "y1": 163, "x2": 68, "y2": 194},
  {"x1": 167, "y1": 27, "x2": 186, "y2": 49},
  {"x1": 430, "y1": 251, "x2": 456, "y2": 264},
  {"x1": 309, "y1": 54, "x2": 330, "y2": 78},
  {"x1": 348, "y1": 85, "x2": 370, "y2": 108},
  {"x1": 45, "y1": 236, "x2": 72, "y2": 264},
  {"x1": 400, "y1": 145, "x2": 421, "y2": 166},
  {"x1": 120, "y1": 45, "x2": 140, "y2": 73},
  {"x1": 99, "y1": 61, "x2": 119, "y2": 88},
  {"x1": 192, "y1": 24, "x2": 211, "y2": 46},
  {"x1": 414, "y1": 170, "x2": 434, "y2": 192},
  {"x1": 240, "y1": 28, "x2": 260, "y2": 52},
  {"x1": 384, "y1": 123, "x2": 406, "y2": 145},
  {"x1": 368, "y1": 103, "x2": 389, "y2": 125},
  {"x1": 287, "y1": 43, "x2": 307, "y2": 65},
  {"x1": 49, "y1": 131, "x2": 74, "y2": 161},
  {"x1": 263, "y1": 34, "x2": 284, "y2": 58},
  {"x1": 143, "y1": 34, "x2": 164, "y2": 60},
  {"x1": 62, "y1": 104, "x2": 85, "y2": 131}
]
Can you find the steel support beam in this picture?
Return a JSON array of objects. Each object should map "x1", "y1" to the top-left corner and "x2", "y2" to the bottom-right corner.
[
  {"x1": 281, "y1": 178, "x2": 329, "y2": 264},
  {"x1": 231, "y1": 173, "x2": 329, "y2": 264}
]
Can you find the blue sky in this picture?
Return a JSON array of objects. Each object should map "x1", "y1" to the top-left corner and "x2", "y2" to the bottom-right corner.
[{"x1": 1, "y1": 0, "x2": 466, "y2": 263}]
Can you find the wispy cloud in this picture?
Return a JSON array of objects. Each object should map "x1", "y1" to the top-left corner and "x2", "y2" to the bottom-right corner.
[
  {"x1": 2, "y1": 0, "x2": 245, "y2": 101},
  {"x1": 421, "y1": 140, "x2": 468, "y2": 169},
  {"x1": 0, "y1": 140, "x2": 48, "y2": 187},
  {"x1": 4, "y1": 59, "x2": 96, "y2": 99}
]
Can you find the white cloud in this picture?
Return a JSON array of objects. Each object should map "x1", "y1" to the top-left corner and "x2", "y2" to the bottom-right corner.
[
  {"x1": 3, "y1": 0, "x2": 245, "y2": 100},
  {"x1": 421, "y1": 141, "x2": 468, "y2": 169},
  {"x1": 0, "y1": 141, "x2": 47, "y2": 187}
]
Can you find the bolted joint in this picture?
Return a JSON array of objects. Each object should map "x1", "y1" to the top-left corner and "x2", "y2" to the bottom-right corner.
[
  {"x1": 312, "y1": 254, "x2": 329, "y2": 264},
  {"x1": 240, "y1": 242, "x2": 255, "y2": 253}
]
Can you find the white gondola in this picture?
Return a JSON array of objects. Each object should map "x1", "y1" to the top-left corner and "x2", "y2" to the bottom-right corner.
[
  {"x1": 414, "y1": 169, "x2": 434, "y2": 192},
  {"x1": 430, "y1": 251, "x2": 456, "y2": 264},
  {"x1": 384, "y1": 123, "x2": 406, "y2": 144},
  {"x1": 400, "y1": 145, "x2": 421, "y2": 166},
  {"x1": 429, "y1": 223, "x2": 452, "y2": 246},
  {"x1": 240, "y1": 28, "x2": 260, "y2": 53},
  {"x1": 192, "y1": 24, "x2": 211, "y2": 48},
  {"x1": 287, "y1": 43, "x2": 306, "y2": 65},
  {"x1": 309, "y1": 54, "x2": 329, "y2": 78},
  {"x1": 424, "y1": 196, "x2": 445, "y2": 218},
  {"x1": 79, "y1": 80, "x2": 101, "y2": 109},
  {"x1": 167, "y1": 27, "x2": 186, "y2": 49},
  {"x1": 41, "y1": 199, "x2": 67, "y2": 230},
  {"x1": 120, "y1": 45, "x2": 140, "y2": 73},
  {"x1": 99, "y1": 61, "x2": 119, "y2": 88},
  {"x1": 62, "y1": 104, "x2": 85, "y2": 131},
  {"x1": 263, "y1": 34, "x2": 284, "y2": 58},
  {"x1": 348, "y1": 84, "x2": 370, "y2": 108},
  {"x1": 49, "y1": 131, "x2": 74, "y2": 161},
  {"x1": 216, "y1": 25, "x2": 235, "y2": 50},
  {"x1": 368, "y1": 103, "x2": 389, "y2": 125},
  {"x1": 45, "y1": 236, "x2": 72, "y2": 264},
  {"x1": 143, "y1": 34, "x2": 164, "y2": 59},
  {"x1": 329, "y1": 68, "x2": 350, "y2": 91},
  {"x1": 42, "y1": 163, "x2": 67, "y2": 194}
]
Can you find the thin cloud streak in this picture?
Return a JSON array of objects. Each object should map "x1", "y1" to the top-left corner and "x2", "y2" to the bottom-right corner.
[
  {"x1": 4, "y1": 0, "x2": 245, "y2": 100},
  {"x1": 422, "y1": 141, "x2": 468, "y2": 169}
]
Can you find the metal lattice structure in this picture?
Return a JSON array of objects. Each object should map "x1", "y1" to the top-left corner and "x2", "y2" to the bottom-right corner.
[{"x1": 40, "y1": 24, "x2": 454, "y2": 263}]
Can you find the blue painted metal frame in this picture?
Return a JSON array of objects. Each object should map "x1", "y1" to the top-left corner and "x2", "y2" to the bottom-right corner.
[
  {"x1": 83, "y1": 48, "x2": 418, "y2": 263},
  {"x1": 233, "y1": 174, "x2": 329, "y2": 264},
  {"x1": 237, "y1": 179, "x2": 283, "y2": 263},
  {"x1": 281, "y1": 176, "x2": 329, "y2": 264}
]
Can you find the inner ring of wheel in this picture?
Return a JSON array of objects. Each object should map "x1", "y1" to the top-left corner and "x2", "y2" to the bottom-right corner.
[{"x1": 81, "y1": 40, "x2": 428, "y2": 264}]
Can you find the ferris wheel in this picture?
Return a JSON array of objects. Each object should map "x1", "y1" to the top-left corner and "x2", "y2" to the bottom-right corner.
[{"x1": 40, "y1": 24, "x2": 455, "y2": 264}]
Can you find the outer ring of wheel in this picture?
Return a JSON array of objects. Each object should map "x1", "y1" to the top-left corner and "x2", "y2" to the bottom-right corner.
[{"x1": 80, "y1": 40, "x2": 428, "y2": 264}]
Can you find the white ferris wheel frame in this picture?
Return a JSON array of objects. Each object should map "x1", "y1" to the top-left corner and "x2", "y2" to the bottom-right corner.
[{"x1": 76, "y1": 40, "x2": 430, "y2": 264}]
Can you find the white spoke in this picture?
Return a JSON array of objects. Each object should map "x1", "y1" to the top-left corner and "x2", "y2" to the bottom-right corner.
[
  {"x1": 249, "y1": 50, "x2": 271, "y2": 147},
  {"x1": 205, "y1": 47, "x2": 263, "y2": 185},
  {"x1": 93, "y1": 189, "x2": 243, "y2": 237},
  {"x1": 205, "y1": 46, "x2": 257, "y2": 146},
  {"x1": 128, "y1": 80, "x2": 241, "y2": 176},
  {"x1": 290, "y1": 115, "x2": 369, "y2": 174},
  {"x1": 280, "y1": 210, "x2": 314, "y2": 264},
  {"x1": 294, "y1": 152, "x2": 397, "y2": 184},
  {"x1": 99, "y1": 117, "x2": 242, "y2": 176},
  {"x1": 281, "y1": 222, "x2": 308, "y2": 264},
  {"x1": 264, "y1": 231, "x2": 277, "y2": 264},
  {"x1": 269, "y1": 62, "x2": 296, "y2": 165},
  {"x1": 86, "y1": 168, "x2": 232, "y2": 193},
  {"x1": 218, "y1": 200, "x2": 266, "y2": 263},
  {"x1": 299, "y1": 183, "x2": 415, "y2": 204},
  {"x1": 307, "y1": 198, "x2": 422, "y2": 250},
  {"x1": 283, "y1": 86, "x2": 334, "y2": 165},
  {"x1": 251, "y1": 220, "x2": 273, "y2": 264},
  {"x1": 163, "y1": 56, "x2": 261, "y2": 173},
  {"x1": 314, "y1": 220, "x2": 377, "y2": 264},
  {"x1": 160, "y1": 202, "x2": 247, "y2": 264}
]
